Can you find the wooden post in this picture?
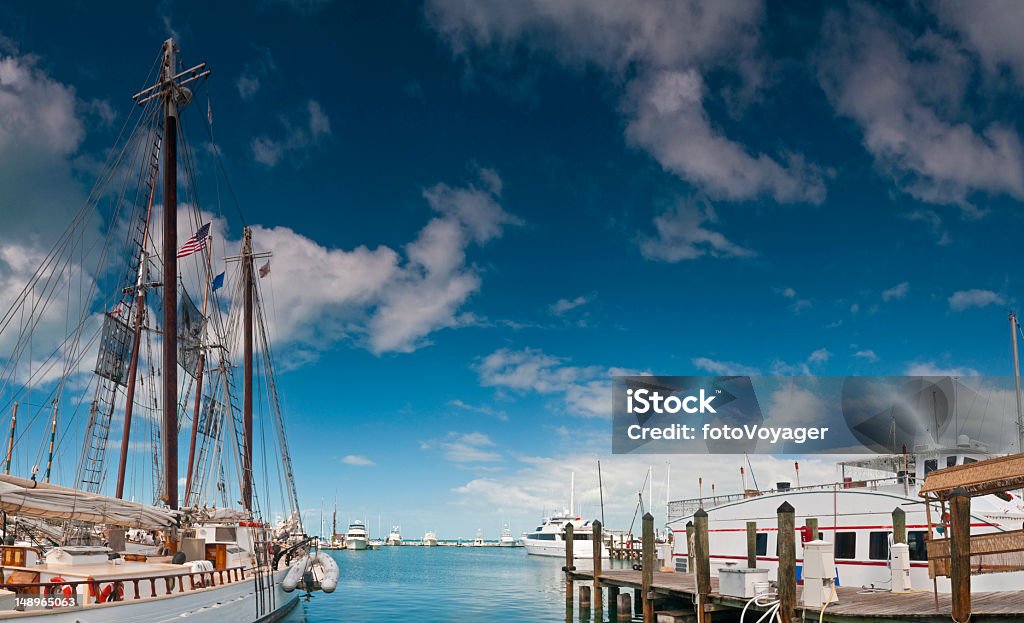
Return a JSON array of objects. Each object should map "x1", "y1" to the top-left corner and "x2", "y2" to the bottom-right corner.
[
  {"x1": 949, "y1": 488, "x2": 971, "y2": 623},
  {"x1": 634, "y1": 588, "x2": 642, "y2": 617},
  {"x1": 642, "y1": 512, "x2": 655, "y2": 623},
  {"x1": 685, "y1": 521, "x2": 694, "y2": 574},
  {"x1": 609, "y1": 585, "x2": 620, "y2": 621},
  {"x1": 805, "y1": 517, "x2": 819, "y2": 542},
  {"x1": 746, "y1": 521, "x2": 757, "y2": 569},
  {"x1": 617, "y1": 591, "x2": 632, "y2": 620},
  {"x1": 593, "y1": 520, "x2": 603, "y2": 622},
  {"x1": 580, "y1": 585, "x2": 591, "y2": 610},
  {"x1": 892, "y1": 507, "x2": 906, "y2": 545},
  {"x1": 777, "y1": 502, "x2": 796, "y2": 623},
  {"x1": 693, "y1": 509, "x2": 711, "y2": 623},
  {"x1": 565, "y1": 523, "x2": 574, "y2": 615}
]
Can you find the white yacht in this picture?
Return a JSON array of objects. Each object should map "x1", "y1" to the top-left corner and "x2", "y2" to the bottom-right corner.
[
  {"x1": 423, "y1": 531, "x2": 438, "y2": 546},
  {"x1": 471, "y1": 529, "x2": 486, "y2": 546},
  {"x1": 524, "y1": 473, "x2": 610, "y2": 558},
  {"x1": 386, "y1": 525, "x2": 403, "y2": 546},
  {"x1": 668, "y1": 440, "x2": 1024, "y2": 592},
  {"x1": 499, "y1": 524, "x2": 516, "y2": 547},
  {"x1": 346, "y1": 520, "x2": 369, "y2": 551}
]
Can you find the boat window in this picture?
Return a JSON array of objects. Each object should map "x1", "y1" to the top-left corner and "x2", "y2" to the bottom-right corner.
[
  {"x1": 528, "y1": 533, "x2": 556, "y2": 541},
  {"x1": 907, "y1": 531, "x2": 928, "y2": 561},
  {"x1": 963, "y1": 457, "x2": 977, "y2": 465},
  {"x1": 946, "y1": 456, "x2": 957, "y2": 467},
  {"x1": 756, "y1": 533, "x2": 767, "y2": 556},
  {"x1": 868, "y1": 531, "x2": 890, "y2": 560},
  {"x1": 923, "y1": 459, "x2": 938, "y2": 475},
  {"x1": 573, "y1": 534, "x2": 592, "y2": 541},
  {"x1": 215, "y1": 527, "x2": 237, "y2": 542},
  {"x1": 834, "y1": 532, "x2": 856, "y2": 559}
]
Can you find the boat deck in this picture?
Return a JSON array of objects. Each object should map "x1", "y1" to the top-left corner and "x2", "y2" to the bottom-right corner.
[{"x1": 570, "y1": 569, "x2": 1024, "y2": 621}]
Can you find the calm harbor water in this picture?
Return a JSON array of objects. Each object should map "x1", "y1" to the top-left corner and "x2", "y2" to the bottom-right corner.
[{"x1": 281, "y1": 546, "x2": 628, "y2": 622}]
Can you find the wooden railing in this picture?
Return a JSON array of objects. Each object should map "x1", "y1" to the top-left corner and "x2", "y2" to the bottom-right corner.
[
  {"x1": 0, "y1": 565, "x2": 247, "y2": 606},
  {"x1": 927, "y1": 529, "x2": 1024, "y2": 576}
]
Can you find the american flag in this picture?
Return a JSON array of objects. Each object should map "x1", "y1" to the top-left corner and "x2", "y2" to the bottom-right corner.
[{"x1": 176, "y1": 223, "x2": 211, "y2": 258}]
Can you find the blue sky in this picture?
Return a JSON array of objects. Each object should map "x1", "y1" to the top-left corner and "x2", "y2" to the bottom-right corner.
[{"x1": 1, "y1": 1, "x2": 1023, "y2": 537}]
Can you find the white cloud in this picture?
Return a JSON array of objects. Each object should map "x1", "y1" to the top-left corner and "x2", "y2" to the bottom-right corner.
[
  {"x1": 818, "y1": 4, "x2": 1024, "y2": 208},
  {"x1": 904, "y1": 362, "x2": 979, "y2": 377},
  {"x1": 341, "y1": 455, "x2": 375, "y2": 466},
  {"x1": 948, "y1": 289, "x2": 1005, "y2": 311},
  {"x1": 935, "y1": 1, "x2": 1024, "y2": 84},
  {"x1": 236, "y1": 46, "x2": 277, "y2": 101},
  {"x1": 641, "y1": 202, "x2": 754, "y2": 262},
  {"x1": 426, "y1": 0, "x2": 825, "y2": 205},
  {"x1": 881, "y1": 282, "x2": 909, "y2": 302},
  {"x1": 692, "y1": 357, "x2": 760, "y2": 376},
  {"x1": 449, "y1": 399, "x2": 509, "y2": 421},
  {"x1": 771, "y1": 348, "x2": 832, "y2": 375},
  {"x1": 853, "y1": 349, "x2": 879, "y2": 363},
  {"x1": 807, "y1": 348, "x2": 831, "y2": 364},
  {"x1": 550, "y1": 294, "x2": 593, "y2": 316},
  {"x1": 424, "y1": 432, "x2": 501, "y2": 463},
  {"x1": 778, "y1": 287, "x2": 797, "y2": 299},
  {"x1": 251, "y1": 100, "x2": 332, "y2": 167},
  {"x1": 476, "y1": 347, "x2": 643, "y2": 418}
]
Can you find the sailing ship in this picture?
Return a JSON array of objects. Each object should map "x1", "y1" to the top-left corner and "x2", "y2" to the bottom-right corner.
[{"x1": 0, "y1": 38, "x2": 334, "y2": 620}]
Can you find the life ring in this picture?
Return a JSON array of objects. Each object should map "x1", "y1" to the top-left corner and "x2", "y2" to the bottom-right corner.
[
  {"x1": 45, "y1": 577, "x2": 74, "y2": 605},
  {"x1": 98, "y1": 581, "x2": 124, "y2": 603}
]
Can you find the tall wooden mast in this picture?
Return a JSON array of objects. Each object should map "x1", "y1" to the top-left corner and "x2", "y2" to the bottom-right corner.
[
  {"x1": 242, "y1": 227, "x2": 254, "y2": 511},
  {"x1": 161, "y1": 39, "x2": 180, "y2": 510}
]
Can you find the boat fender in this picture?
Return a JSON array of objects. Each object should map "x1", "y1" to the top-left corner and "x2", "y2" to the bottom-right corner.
[
  {"x1": 632, "y1": 563, "x2": 642, "y2": 571},
  {"x1": 561, "y1": 565, "x2": 576, "y2": 572},
  {"x1": 172, "y1": 551, "x2": 187, "y2": 565},
  {"x1": 316, "y1": 552, "x2": 339, "y2": 593}
]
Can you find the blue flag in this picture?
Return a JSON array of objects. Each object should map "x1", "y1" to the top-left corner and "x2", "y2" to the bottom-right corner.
[{"x1": 212, "y1": 271, "x2": 225, "y2": 292}]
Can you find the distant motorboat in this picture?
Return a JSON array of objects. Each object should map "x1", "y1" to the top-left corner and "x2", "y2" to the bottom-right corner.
[
  {"x1": 423, "y1": 531, "x2": 438, "y2": 546},
  {"x1": 346, "y1": 520, "x2": 369, "y2": 551},
  {"x1": 498, "y1": 524, "x2": 516, "y2": 547},
  {"x1": 368, "y1": 540, "x2": 383, "y2": 550},
  {"x1": 386, "y1": 525, "x2": 403, "y2": 546},
  {"x1": 471, "y1": 529, "x2": 485, "y2": 546}
]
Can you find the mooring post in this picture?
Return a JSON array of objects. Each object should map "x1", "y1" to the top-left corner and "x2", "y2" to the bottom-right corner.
[
  {"x1": 777, "y1": 502, "x2": 796, "y2": 623},
  {"x1": 580, "y1": 585, "x2": 592, "y2": 611},
  {"x1": 892, "y1": 507, "x2": 906, "y2": 545},
  {"x1": 685, "y1": 521, "x2": 694, "y2": 574},
  {"x1": 608, "y1": 585, "x2": 620, "y2": 621},
  {"x1": 642, "y1": 512, "x2": 655, "y2": 623},
  {"x1": 593, "y1": 519, "x2": 603, "y2": 622},
  {"x1": 746, "y1": 521, "x2": 757, "y2": 569},
  {"x1": 634, "y1": 588, "x2": 642, "y2": 617},
  {"x1": 693, "y1": 509, "x2": 711, "y2": 623},
  {"x1": 565, "y1": 523, "x2": 574, "y2": 619},
  {"x1": 805, "y1": 517, "x2": 818, "y2": 542},
  {"x1": 617, "y1": 591, "x2": 632, "y2": 620},
  {"x1": 949, "y1": 488, "x2": 971, "y2": 623}
]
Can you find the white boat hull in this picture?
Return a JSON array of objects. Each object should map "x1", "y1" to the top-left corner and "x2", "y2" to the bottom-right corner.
[
  {"x1": 346, "y1": 537, "x2": 368, "y2": 550},
  {"x1": 0, "y1": 568, "x2": 296, "y2": 622},
  {"x1": 524, "y1": 540, "x2": 609, "y2": 558}
]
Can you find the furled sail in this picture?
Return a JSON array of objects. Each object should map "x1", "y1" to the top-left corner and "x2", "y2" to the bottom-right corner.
[
  {"x1": 0, "y1": 475, "x2": 181, "y2": 528},
  {"x1": 179, "y1": 289, "x2": 206, "y2": 378}
]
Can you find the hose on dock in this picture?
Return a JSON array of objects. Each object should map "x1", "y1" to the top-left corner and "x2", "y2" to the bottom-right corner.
[{"x1": 739, "y1": 590, "x2": 781, "y2": 623}]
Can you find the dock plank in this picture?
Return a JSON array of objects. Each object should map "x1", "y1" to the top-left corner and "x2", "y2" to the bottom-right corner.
[{"x1": 569, "y1": 569, "x2": 1024, "y2": 619}]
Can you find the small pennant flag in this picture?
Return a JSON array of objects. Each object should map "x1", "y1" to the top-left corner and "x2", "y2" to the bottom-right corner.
[
  {"x1": 110, "y1": 302, "x2": 126, "y2": 316},
  {"x1": 207, "y1": 98, "x2": 213, "y2": 125},
  {"x1": 258, "y1": 261, "x2": 271, "y2": 278},
  {"x1": 176, "y1": 223, "x2": 211, "y2": 259},
  {"x1": 211, "y1": 271, "x2": 225, "y2": 291}
]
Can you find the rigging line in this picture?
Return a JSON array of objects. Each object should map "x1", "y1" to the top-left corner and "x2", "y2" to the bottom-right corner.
[{"x1": 191, "y1": 84, "x2": 247, "y2": 228}]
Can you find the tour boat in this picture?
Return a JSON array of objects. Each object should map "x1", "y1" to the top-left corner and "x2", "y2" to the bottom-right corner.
[{"x1": 668, "y1": 439, "x2": 1024, "y2": 592}]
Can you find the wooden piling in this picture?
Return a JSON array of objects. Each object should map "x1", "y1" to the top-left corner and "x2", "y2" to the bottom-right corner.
[
  {"x1": 892, "y1": 507, "x2": 906, "y2": 545},
  {"x1": 642, "y1": 512, "x2": 654, "y2": 623},
  {"x1": 580, "y1": 585, "x2": 592, "y2": 609},
  {"x1": 777, "y1": 501, "x2": 796, "y2": 623},
  {"x1": 805, "y1": 517, "x2": 818, "y2": 542},
  {"x1": 565, "y1": 523, "x2": 574, "y2": 618},
  {"x1": 949, "y1": 488, "x2": 971, "y2": 623},
  {"x1": 593, "y1": 520, "x2": 603, "y2": 622},
  {"x1": 685, "y1": 521, "x2": 694, "y2": 574},
  {"x1": 609, "y1": 585, "x2": 620, "y2": 621},
  {"x1": 618, "y1": 591, "x2": 632, "y2": 620},
  {"x1": 634, "y1": 588, "x2": 642, "y2": 617},
  {"x1": 745, "y1": 521, "x2": 757, "y2": 569},
  {"x1": 693, "y1": 508, "x2": 711, "y2": 623}
]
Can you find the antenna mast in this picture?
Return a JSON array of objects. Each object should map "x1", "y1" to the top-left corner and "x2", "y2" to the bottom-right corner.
[{"x1": 1012, "y1": 311, "x2": 1023, "y2": 453}]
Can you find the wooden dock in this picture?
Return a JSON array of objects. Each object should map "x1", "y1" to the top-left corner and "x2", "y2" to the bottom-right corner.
[{"x1": 568, "y1": 567, "x2": 1024, "y2": 622}]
